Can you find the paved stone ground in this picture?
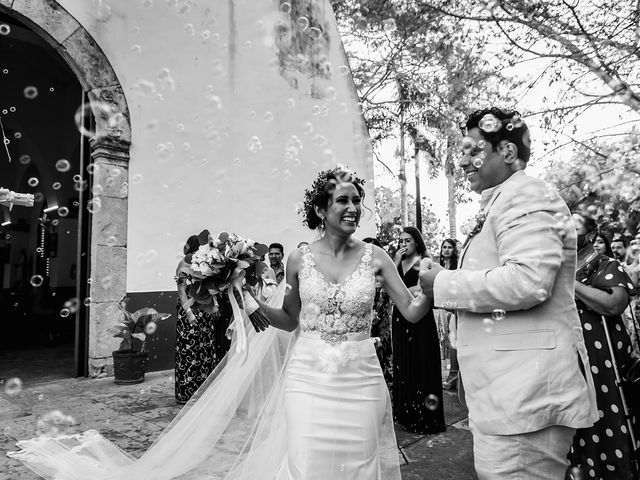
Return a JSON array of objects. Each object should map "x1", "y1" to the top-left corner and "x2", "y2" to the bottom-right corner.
[{"x1": 0, "y1": 371, "x2": 477, "y2": 480}]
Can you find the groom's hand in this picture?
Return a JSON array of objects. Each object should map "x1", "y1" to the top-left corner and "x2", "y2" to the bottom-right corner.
[{"x1": 418, "y1": 259, "x2": 443, "y2": 299}]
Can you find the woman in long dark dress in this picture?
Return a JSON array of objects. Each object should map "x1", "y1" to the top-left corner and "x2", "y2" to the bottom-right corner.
[
  {"x1": 570, "y1": 213, "x2": 639, "y2": 479},
  {"x1": 174, "y1": 235, "x2": 231, "y2": 404},
  {"x1": 392, "y1": 226, "x2": 446, "y2": 434}
]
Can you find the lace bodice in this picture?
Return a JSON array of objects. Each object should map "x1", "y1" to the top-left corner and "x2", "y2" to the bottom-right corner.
[{"x1": 298, "y1": 244, "x2": 375, "y2": 345}]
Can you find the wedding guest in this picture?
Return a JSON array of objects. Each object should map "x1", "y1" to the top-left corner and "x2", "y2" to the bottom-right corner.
[
  {"x1": 592, "y1": 231, "x2": 613, "y2": 257},
  {"x1": 569, "y1": 212, "x2": 638, "y2": 479},
  {"x1": 611, "y1": 237, "x2": 628, "y2": 262},
  {"x1": 268, "y1": 243, "x2": 285, "y2": 284},
  {"x1": 420, "y1": 107, "x2": 597, "y2": 479},
  {"x1": 392, "y1": 226, "x2": 445, "y2": 434},
  {"x1": 436, "y1": 238, "x2": 459, "y2": 390},
  {"x1": 174, "y1": 235, "x2": 231, "y2": 404},
  {"x1": 364, "y1": 236, "x2": 393, "y2": 390}
]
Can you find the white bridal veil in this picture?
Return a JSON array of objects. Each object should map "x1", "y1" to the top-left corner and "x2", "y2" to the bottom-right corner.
[{"x1": 9, "y1": 282, "x2": 301, "y2": 479}]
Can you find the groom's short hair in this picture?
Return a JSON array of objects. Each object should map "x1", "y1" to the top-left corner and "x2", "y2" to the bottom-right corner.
[{"x1": 463, "y1": 107, "x2": 531, "y2": 163}]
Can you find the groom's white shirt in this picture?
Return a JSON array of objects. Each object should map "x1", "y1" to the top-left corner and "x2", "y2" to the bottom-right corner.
[{"x1": 433, "y1": 170, "x2": 598, "y2": 435}]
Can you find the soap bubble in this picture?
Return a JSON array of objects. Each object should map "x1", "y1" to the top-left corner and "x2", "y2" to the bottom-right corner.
[
  {"x1": 566, "y1": 466, "x2": 585, "y2": 480},
  {"x1": 0, "y1": 23, "x2": 11, "y2": 36},
  {"x1": 18, "y1": 154, "x2": 31, "y2": 165},
  {"x1": 491, "y1": 309, "x2": 506, "y2": 321},
  {"x1": 86, "y1": 198, "x2": 101, "y2": 213},
  {"x1": 472, "y1": 158, "x2": 483, "y2": 168},
  {"x1": 296, "y1": 17, "x2": 309, "y2": 32},
  {"x1": 308, "y1": 27, "x2": 323, "y2": 40},
  {"x1": 4, "y1": 377, "x2": 23, "y2": 396},
  {"x1": 144, "y1": 321, "x2": 157, "y2": 335},
  {"x1": 55, "y1": 159, "x2": 71, "y2": 172},
  {"x1": 59, "y1": 308, "x2": 70, "y2": 318},
  {"x1": 534, "y1": 289, "x2": 548, "y2": 301},
  {"x1": 280, "y1": 1, "x2": 291, "y2": 13},
  {"x1": 30, "y1": 275, "x2": 44, "y2": 287},
  {"x1": 23, "y1": 86, "x2": 38, "y2": 99},
  {"x1": 52, "y1": 182, "x2": 61, "y2": 190},
  {"x1": 83, "y1": 297, "x2": 92, "y2": 307},
  {"x1": 424, "y1": 394, "x2": 440, "y2": 411},
  {"x1": 13, "y1": 132, "x2": 22, "y2": 139},
  {"x1": 27, "y1": 177, "x2": 39, "y2": 187},
  {"x1": 58, "y1": 207, "x2": 69, "y2": 217},
  {"x1": 482, "y1": 317, "x2": 494, "y2": 333}
]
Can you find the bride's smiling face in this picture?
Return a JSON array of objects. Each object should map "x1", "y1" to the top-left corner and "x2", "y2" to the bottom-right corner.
[{"x1": 320, "y1": 182, "x2": 362, "y2": 235}]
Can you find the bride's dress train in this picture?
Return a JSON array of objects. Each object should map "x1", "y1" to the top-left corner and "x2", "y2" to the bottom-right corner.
[{"x1": 8, "y1": 243, "x2": 400, "y2": 479}]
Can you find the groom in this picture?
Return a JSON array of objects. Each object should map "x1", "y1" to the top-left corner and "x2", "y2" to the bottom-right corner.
[{"x1": 419, "y1": 108, "x2": 598, "y2": 479}]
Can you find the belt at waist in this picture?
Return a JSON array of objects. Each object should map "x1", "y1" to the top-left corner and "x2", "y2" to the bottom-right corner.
[{"x1": 298, "y1": 331, "x2": 370, "y2": 342}]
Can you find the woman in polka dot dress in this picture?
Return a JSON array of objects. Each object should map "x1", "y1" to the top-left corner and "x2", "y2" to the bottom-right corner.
[{"x1": 570, "y1": 213, "x2": 639, "y2": 479}]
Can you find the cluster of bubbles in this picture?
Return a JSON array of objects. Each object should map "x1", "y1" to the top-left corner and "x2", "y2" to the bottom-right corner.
[
  {"x1": 36, "y1": 410, "x2": 76, "y2": 437},
  {"x1": 135, "y1": 249, "x2": 159, "y2": 264},
  {"x1": 482, "y1": 308, "x2": 507, "y2": 333},
  {"x1": 60, "y1": 297, "x2": 80, "y2": 318},
  {"x1": 247, "y1": 136, "x2": 263, "y2": 153}
]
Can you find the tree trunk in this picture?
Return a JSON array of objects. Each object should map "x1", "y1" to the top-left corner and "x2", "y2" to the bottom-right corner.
[
  {"x1": 399, "y1": 115, "x2": 408, "y2": 226},
  {"x1": 445, "y1": 147, "x2": 457, "y2": 239}
]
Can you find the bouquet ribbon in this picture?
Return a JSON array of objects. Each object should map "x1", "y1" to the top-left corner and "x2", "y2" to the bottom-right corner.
[{"x1": 226, "y1": 268, "x2": 249, "y2": 362}]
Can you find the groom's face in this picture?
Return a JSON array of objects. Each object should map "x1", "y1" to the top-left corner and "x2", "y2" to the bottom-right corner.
[{"x1": 459, "y1": 127, "x2": 512, "y2": 194}]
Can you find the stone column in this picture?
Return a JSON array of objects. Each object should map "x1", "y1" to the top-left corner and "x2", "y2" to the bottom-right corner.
[{"x1": 86, "y1": 86, "x2": 131, "y2": 377}]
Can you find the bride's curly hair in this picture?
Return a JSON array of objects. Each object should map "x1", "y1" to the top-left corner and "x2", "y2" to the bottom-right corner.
[{"x1": 300, "y1": 166, "x2": 366, "y2": 230}]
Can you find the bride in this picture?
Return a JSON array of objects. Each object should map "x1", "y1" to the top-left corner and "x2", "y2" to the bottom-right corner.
[{"x1": 8, "y1": 167, "x2": 431, "y2": 480}]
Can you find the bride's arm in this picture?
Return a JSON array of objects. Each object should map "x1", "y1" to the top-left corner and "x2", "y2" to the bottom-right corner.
[
  {"x1": 254, "y1": 249, "x2": 302, "y2": 332},
  {"x1": 373, "y1": 245, "x2": 430, "y2": 323}
]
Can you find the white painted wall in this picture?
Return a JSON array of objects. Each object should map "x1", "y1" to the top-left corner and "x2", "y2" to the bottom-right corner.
[{"x1": 58, "y1": 0, "x2": 375, "y2": 292}]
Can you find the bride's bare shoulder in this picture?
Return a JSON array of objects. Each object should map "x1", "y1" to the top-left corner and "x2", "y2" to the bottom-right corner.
[{"x1": 286, "y1": 247, "x2": 305, "y2": 271}]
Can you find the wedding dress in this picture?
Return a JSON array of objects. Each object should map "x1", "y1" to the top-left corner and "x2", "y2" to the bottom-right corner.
[{"x1": 8, "y1": 242, "x2": 400, "y2": 479}]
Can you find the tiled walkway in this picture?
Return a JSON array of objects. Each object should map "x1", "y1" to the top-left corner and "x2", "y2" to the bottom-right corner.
[{"x1": 1, "y1": 370, "x2": 476, "y2": 480}]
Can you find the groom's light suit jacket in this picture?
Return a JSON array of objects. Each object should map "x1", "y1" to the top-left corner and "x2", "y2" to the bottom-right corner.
[{"x1": 433, "y1": 171, "x2": 598, "y2": 435}]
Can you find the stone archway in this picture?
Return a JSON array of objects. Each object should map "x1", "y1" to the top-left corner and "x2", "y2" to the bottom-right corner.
[{"x1": 1, "y1": 0, "x2": 130, "y2": 377}]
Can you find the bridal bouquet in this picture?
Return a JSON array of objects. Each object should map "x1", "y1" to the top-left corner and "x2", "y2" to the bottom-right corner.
[{"x1": 180, "y1": 230, "x2": 271, "y2": 352}]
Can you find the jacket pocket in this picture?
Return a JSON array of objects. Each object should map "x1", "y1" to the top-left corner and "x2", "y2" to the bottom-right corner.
[{"x1": 490, "y1": 329, "x2": 557, "y2": 351}]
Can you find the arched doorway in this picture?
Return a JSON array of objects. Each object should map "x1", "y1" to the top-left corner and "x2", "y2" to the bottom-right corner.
[{"x1": 0, "y1": 2, "x2": 131, "y2": 380}]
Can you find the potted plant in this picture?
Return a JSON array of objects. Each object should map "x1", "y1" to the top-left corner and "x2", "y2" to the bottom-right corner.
[{"x1": 111, "y1": 297, "x2": 171, "y2": 385}]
